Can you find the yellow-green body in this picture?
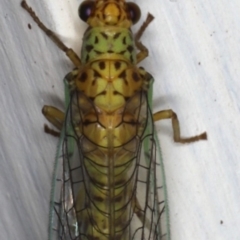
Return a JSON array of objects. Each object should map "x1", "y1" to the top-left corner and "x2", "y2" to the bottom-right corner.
[
  {"x1": 70, "y1": 12, "x2": 150, "y2": 239},
  {"x1": 22, "y1": 0, "x2": 206, "y2": 239},
  {"x1": 21, "y1": 0, "x2": 170, "y2": 239}
]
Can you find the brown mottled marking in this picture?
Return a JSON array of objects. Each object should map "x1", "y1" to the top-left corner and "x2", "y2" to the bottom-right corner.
[
  {"x1": 79, "y1": 72, "x2": 88, "y2": 82},
  {"x1": 94, "y1": 36, "x2": 99, "y2": 44},
  {"x1": 90, "y1": 176, "x2": 106, "y2": 188},
  {"x1": 83, "y1": 119, "x2": 93, "y2": 126},
  {"x1": 122, "y1": 36, "x2": 126, "y2": 45},
  {"x1": 132, "y1": 72, "x2": 140, "y2": 82},
  {"x1": 100, "y1": 90, "x2": 107, "y2": 95},
  {"x1": 86, "y1": 45, "x2": 94, "y2": 52},
  {"x1": 114, "y1": 195, "x2": 123, "y2": 203},
  {"x1": 119, "y1": 71, "x2": 126, "y2": 79},
  {"x1": 92, "y1": 79, "x2": 96, "y2": 86},
  {"x1": 89, "y1": 96, "x2": 95, "y2": 102},
  {"x1": 119, "y1": 50, "x2": 126, "y2": 54},
  {"x1": 113, "y1": 32, "x2": 121, "y2": 39},
  {"x1": 100, "y1": 32, "x2": 108, "y2": 39},
  {"x1": 113, "y1": 90, "x2": 120, "y2": 95},
  {"x1": 135, "y1": 208, "x2": 144, "y2": 219},
  {"x1": 86, "y1": 54, "x2": 89, "y2": 62},
  {"x1": 93, "y1": 70, "x2": 101, "y2": 78},
  {"x1": 99, "y1": 61, "x2": 106, "y2": 70},
  {"x1": 119, "y1": 71, "x2": 128, "y2": 85},
  {"x1": 94, "y1": 50, "x2": 102, "y2": 54},
  {"x1": 114, "y1": 61, "x2": 121, "y2": 70},
  {"x1": 128, "y1": 119, "x2": 138, "y2": 125},
  {"x1": 93, "y1": 195, "x2": 104, "y2": 202},
  {"x1": 107, "y1": 50, "x2": 114, "y2": 53},
  {"x1": 127, "y1": 45, "x2": 134, "y2": 53}
]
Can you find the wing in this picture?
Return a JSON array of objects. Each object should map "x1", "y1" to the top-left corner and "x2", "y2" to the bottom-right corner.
[
  {"x1": 48, "y1": 76, "x2": 80, "y2": 240},
  {"x1": 48, "y1": 128, "x2": 80, "y2": 240},
  {"x1": 48, "y1": 77, "x2": 171, "y2": 240},
  {"x1": 133, "y1": 77, "x2": 171, "y2": 240}
]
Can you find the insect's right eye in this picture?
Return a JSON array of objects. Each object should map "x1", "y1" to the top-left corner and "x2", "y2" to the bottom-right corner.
[
  {"x1": 78, "y1": 1, "x2": 95, "y2": 22},
  {"x1": 127, "y1": 2, "x2": 141, "y2": 24}
]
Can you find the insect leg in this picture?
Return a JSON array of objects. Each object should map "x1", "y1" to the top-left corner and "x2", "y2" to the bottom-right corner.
[
  {"x1": 41, "y1": 69, "x2": 78, "y2": 137},
  {"x1": 135, "y1": 13, "x2": 154, "y2": 64},
  {"x1": 42, "y1": 106, "x2": 65, "y2": 137},
  {"x1": 153, "y1": 110, "x2": 207, "y2": 143},
  {"x1": 21, "y1": 1, "x2": 81, "y2": 67}
]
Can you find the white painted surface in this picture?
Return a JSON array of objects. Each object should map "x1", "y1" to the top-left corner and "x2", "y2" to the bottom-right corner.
[{"x1": 0, "y1": 0, "x2": 239, "y2": 239}]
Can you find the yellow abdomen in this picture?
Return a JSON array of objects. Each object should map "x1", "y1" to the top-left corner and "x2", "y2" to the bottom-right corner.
[{"x1": 71, "y1": 60, "x2": 147, "y2": 239}]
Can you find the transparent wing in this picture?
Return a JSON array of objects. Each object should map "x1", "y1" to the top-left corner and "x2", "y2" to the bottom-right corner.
[
  {"x1": 145, "y1": 78, "x2": 171, "y2": 240},
  {"x1": 48, "y1": 127, "x2": 79, "y2": 240},
  {"x1": 48, "y1": 76, "x2": 79, "y2": 240},
  {"x1": 48, "y1": 78, "x2": 171, "y2": 240},
  {"x1": 141, "y1": 109, "x2": 171, "y2": 240},
  {"x1": 131, "y1": 81, "x2": 171, "y2": 240}
]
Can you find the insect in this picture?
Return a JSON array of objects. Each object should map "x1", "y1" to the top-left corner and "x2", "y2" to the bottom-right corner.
[{"x1": 21, "y1": 1, "x2": 207, "y2": 239}]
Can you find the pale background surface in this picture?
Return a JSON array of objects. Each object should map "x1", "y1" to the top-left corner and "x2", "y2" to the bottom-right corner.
[{"x1": 0, "y1": 0, "x2": 239, "y2": 239}]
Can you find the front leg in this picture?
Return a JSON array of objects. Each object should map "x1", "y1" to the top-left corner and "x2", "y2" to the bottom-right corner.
[
  {"x1": 21, "y1": 1, "x2": 81, "y2": 67},
  {"x1": 42, "y1": 69, "x2": 79, "y2": 137},
  {"x1": 135, "y1": 13, "x2": 154, "y2": 64},
  {"x1": 42, "y1": 106, "x2": 65, "y2": 137}
]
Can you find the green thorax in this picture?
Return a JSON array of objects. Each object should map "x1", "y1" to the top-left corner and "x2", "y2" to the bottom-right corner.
[{"x1": 81, "y1": 26, "x2": 136, "y2": 64}]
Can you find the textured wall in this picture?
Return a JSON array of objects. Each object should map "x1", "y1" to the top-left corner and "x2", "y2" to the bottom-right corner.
[{"x1": 0, "y1": 0, "x2": 239, "y2": 239}]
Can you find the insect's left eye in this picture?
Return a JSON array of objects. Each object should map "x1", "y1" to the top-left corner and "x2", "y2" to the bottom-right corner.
[
  {"x1": 78, "y1": 1, "x2": 95, "y2": 22},
  {"x1": 127, "y1": 2, "x2": 141, "y2": 24}
]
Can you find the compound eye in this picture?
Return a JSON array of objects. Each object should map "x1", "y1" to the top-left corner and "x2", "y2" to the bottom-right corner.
[
  {"x1": 78, "y1": 1, "x2": 95, "y2": 22},
  {"x1": 127, "y1": 2, "x2": 141, "y2": 24}
]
